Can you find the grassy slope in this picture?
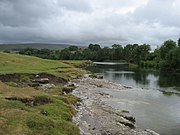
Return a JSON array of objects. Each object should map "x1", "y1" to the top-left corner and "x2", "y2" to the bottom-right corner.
[
  {"x1": 0, "y1": 52, "x2": 88, "y2": 80},
  {"x1": 0, "y1": 52, "x2": 89, "y2": 135}
]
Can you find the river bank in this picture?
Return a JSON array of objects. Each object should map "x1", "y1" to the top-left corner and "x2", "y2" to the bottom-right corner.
[{"x1": 71, "y1": 74, "x2": 159, "y2": 135}]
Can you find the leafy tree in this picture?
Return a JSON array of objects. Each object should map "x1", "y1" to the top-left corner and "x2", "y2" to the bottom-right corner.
[
  {"x1": 97, "y1": 47, "x2": 111, "y2": 61},
  {"x1": 68, "y1": 46, "x2": 78, "y2": 51},
  {"x1": 111, "y1": 44, "x2": 123, "y2": 60},
  {"x1": 178, "y1": 38, "x2": 180, "y2": 47},
  {"x1": 165, "y1": 48, "x2": 180, "y2": 70},
  {"x1": 88, "y1": 44, "x2": 101, "y2": 51},
  {"x1": 59, "y1": 48, "x2": 71, "y2": 60},
  {"x1": 159, "y1": 40, "x2": 177, "y2": 59},
  {"x1": 123, "y1": 44, "x2": 138, "y2": 63},
  {"x1": 17, "y1": 38, "x2": 180, "y2": 72},
  {"x1": 82, "y1": 48, "x2": 96, "y2": 60}
]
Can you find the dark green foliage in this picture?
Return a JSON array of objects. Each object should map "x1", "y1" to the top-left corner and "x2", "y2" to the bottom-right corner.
[
  {"x1": 88, "y1": 44, "x2": 101, "y2": 51},
  {"x1": 19, "y1": 48, "x2": 59, "y2": 60},
  {"x1": 159, "y1": 40, "x2": 177, "y2": 59},
  {"x1": 112, "y1": 44, "x2": 123, "y2": 60},
  {"x1": 3, "y1": 50, "x2": 10, "y2": 53},
  {"x1": 68, "y1": 46, "x2": 78, "y2": 51},
  {"x1": 18, "y1": 38, "x2": 180, "y2": 73},
  {"x1": 178, "y1": 38, "x2": 180, "y2": 47}
]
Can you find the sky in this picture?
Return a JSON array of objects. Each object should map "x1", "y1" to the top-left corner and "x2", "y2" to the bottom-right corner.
[{"x1": 0, "y1": 0, "x2": 180, "y2": 49}]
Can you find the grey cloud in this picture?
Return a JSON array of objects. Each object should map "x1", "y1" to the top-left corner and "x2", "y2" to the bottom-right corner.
[
  {"x1": 0, "y1": 0, "x2": 180, "y2": 48},
  {"x1": 133, "y1": 0, "x2": 180, "y2": 27}
]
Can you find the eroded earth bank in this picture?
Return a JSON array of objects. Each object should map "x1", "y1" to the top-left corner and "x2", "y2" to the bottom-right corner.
[{"x1": 71, "y1": 74, "x2": 159, "y2": 135}]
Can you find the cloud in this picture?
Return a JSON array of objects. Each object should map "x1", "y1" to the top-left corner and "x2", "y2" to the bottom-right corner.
[{"x1": 0, "y1": 0, "x2": 180, "y2": 49}]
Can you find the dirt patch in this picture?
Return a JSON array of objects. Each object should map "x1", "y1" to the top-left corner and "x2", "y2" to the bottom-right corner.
[
  {"x1": 5, "y1": 97, "x2": 34, "y2": 106},
  {"x1": 37, "y1": 73, "x2": 67, "y2": 85},
  {"x1": 5, "y1": 96, "x2": 53, "y2": 106},
  {"x1": 0, "y1": 73, "x2": 67, "y2": 86}
]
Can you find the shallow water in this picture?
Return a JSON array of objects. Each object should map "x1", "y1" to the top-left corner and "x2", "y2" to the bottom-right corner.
[{"x1": 88, "y1": 62, "x2": 180, "y2": 135}]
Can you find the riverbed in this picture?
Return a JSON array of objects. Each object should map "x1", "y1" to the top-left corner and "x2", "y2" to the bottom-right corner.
[
  {"x1": 87, "y1": 62, "x2": 180, "y2": 135},
  {"x1": 72, "y1": 75, "x2": 159, "y2": 135}
]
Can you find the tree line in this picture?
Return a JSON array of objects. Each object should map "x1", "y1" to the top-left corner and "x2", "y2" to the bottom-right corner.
[{"x1": 19, "y1": 38, "x2": 180, "y2": 72}]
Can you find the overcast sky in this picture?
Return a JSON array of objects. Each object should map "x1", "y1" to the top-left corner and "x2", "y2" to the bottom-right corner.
[{"x1": 0, "y1": 0, "x2": 180, "y2": 49}]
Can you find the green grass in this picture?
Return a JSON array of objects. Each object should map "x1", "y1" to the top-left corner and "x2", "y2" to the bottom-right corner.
[
  {"x1": 0, "y1": 52, "x2": 88, "y2": 80},
  {"x1": 0, "y1": 52, "x2": 68, "y2": 74},
  {"x1": 128, "y1": 63, "x2": 138, "y2": 69},
  {"x1": 0, "y1": 83, "x2": 80, "y2": 135},
  {"x1": 0, "y1": 52, "x2": 89, "y2": 135}
]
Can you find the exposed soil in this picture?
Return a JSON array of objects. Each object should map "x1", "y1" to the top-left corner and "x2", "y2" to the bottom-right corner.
[
  {"x1": 0, "y1": 73, "x2": 67, "y2": 86},
  {"x1": 5, "y1": 96, "x2": 53, "y2": 106}
]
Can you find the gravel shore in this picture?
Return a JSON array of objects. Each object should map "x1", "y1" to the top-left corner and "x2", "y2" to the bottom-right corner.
[{"x1": 72, "y1": 75, "x2": 159, "y2": 135}]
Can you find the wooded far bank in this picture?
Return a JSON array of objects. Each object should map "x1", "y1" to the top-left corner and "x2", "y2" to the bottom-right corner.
[{"x1": 5, "y1": 38, "x2": 180, "y2": 73}]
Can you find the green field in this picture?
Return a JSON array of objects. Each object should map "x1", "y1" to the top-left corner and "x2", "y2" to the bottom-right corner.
[
  {"x1": 0, "y1": 52, "x2": 89, "y2": 135},
  {"x1": 0, "y1": 52, "x2": 89, "y2": 80}
]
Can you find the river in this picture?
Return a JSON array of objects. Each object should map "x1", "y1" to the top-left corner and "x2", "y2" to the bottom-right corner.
[{"x1": 87, "y1": 62, "x2": 180, "y2": 135}]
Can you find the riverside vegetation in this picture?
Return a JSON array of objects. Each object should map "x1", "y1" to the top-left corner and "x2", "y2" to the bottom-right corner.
[
  {"x1": 0, "y1": 52, "x2": 90, "y2": 135},
  {"x1": 17, "y1": 38, "x2": 180, "y2": 73}
]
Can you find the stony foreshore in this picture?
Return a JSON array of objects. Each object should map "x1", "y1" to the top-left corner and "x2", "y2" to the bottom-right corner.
[{"x1": 71, "y1": 74, "x2": 159, "y2": 135}]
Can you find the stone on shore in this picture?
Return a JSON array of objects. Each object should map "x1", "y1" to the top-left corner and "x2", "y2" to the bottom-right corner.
[{"x1": 72, "y1": 74, "x2": 159, "y2": 135}]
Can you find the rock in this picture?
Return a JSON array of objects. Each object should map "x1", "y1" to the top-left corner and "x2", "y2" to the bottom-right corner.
[
  {"x1": 68, "y1": 83, "x2": 75, "y2": 87},
  {"x1": 26, "y1": 101, "x2": 34, "y2": 107},
  {"x1": 145, "y1": 129, "x2": 160, "y2": 135},
  {"x1": 28, "y1": 83, "x2": 40, "y2": 87},
  {"x1": 35, "y1": 74, "x2": 39, "y2": 78},
  {"x1": 97, "y1": 75, "x2": 103, "y2": 79},
  {"x1": 72, "y1": 74, "x2": 159, "y2": 135},
  {"x1": 40, "y1": 83, "x2": 55, "y2": 90},
  {"x1": 116, "y1": 115, "x2": 135, "y2": 129},
  {"x1": 40, "y1": 110, "x2": 49, "y2": 116},
  {"x1": 62, "y1": 85, "x2": 75, "y2": 93},
  {"x1": 123, "y1": 85, "x2": 132, "y2": 89},
  {"x1": 32, "y1": 78, "x2": 49, "y2": 84}
]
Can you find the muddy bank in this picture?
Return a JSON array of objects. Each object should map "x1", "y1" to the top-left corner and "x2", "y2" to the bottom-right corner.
[
  {"x1": 0, "y1": 73, "x2": 67, "y2": 89},
  {"x1": 72, "y1": 75, "x2": 159, "y2": 135}
]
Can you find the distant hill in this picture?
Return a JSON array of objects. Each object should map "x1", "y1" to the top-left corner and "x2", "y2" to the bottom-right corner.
[{"x1": 0, "y1": 43, "x2": 84, "y2": 51}]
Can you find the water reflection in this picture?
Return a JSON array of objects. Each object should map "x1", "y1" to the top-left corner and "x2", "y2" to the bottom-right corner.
[
  {"x1": 87, "y1": 63, "x2": 180, "y2": 90},
  {"x1": 158, "y1": 72, "x2": 180, "y2": 89}
]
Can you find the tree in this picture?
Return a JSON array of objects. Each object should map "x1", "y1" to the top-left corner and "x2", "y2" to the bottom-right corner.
[
  {"x1": 59, "y1": 48, "x2": 71, "y2": 60},
  {"x1": 88, "y1": 44, "x2": 101, "y2": 51},
  {"x1": 97, "y1": 47, "x2": 111, "y2": 61},
  {"x1": 178, "y1": 38, "x2": 180, "y2": 47},
  {"x1": 165, "y1": 48, "x2": 180, "y2": 70},
  {"x1": 159, "y1": 40, "x2": 177, "y2": 59},
  {"x1": 82, "y1": 48, "x2": 96, "y2": 60},
  {"x1": 111, "y1": 44, "x2": 123, "y2": 60},
  {"x1": 68, "y1": 46, "x2": 78, "y2": 51},
  {"x1": 112, "y1": 44, "x2": 121, "y2": 49},
  {"x1": 123, "y1": 44, "x2": 138, "y2": 62}
]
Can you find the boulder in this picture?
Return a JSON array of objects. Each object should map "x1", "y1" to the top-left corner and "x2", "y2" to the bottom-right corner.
[
  {"x1": 40, "y1": 83, "x2": 55, "y2": 90},
  {"x1": 28, "y1": 83, "x2": 40, "y2": 87},
  {"x1": 32, "y1": 78, "x2": 49, "y2": 84},
  {"x1": 97, "y1": 75, "x2": 103, "y2": 79},
  {"x1": 145, "y1": 129, "x2": 160, "y2": 135}
]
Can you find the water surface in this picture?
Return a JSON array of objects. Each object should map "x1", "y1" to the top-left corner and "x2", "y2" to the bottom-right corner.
[{"x1": 88, "y1": 62, "x2": 180, "y2": 135}]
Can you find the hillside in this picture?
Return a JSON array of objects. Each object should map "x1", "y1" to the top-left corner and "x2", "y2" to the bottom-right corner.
[
  {"x1": 0, "y1": 52, "x2": 89, "y2": 80},
  {"x1": 0, "y1": 52, "x2": 89, "y2": 135},
  {"x1": 0, "y1": 43, "x2": 83, "y2": 51}
]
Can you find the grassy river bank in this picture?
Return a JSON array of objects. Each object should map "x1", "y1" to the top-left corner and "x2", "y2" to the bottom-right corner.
[{"x1": 0, "y1": 52, "x2": 90, "y2": 135}]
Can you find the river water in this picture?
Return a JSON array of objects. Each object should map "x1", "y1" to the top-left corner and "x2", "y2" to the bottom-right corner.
[{"x1": 87, "y1": 62, "x2": 180, "y2": 135}]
